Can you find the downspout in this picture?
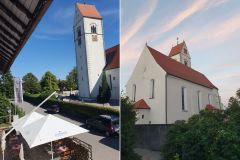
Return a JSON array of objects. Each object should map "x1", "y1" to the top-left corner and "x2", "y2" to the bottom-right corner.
[{"x1": 165, "y1": 74, "x2": 168, "y2": 125}]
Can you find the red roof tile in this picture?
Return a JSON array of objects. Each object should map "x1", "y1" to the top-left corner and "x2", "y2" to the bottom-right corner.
[
  {"x1": 169, "y1": 41, "x2": 185, "y2": 57},
  {"x1": 134, "y1": 99, "x2": 151, "y2": 109},
  {"x1": 147, "y1": 46, "x2": 217, "y2": 89},
  {"x1": 76, "y1": 3, "x2": 102, "y2": 19},
  {"x1": 105, "y1": 44, "x2": 119, "y2": 70}
]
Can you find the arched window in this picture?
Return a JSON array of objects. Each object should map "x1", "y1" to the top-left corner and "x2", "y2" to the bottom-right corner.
[
  {"x1": 91, "y1": 25, "x2": 97, "y2": 34},
  {"x1": 181, "y1": 87, "x2": 187, "y2": 111},
  {"x1": 132, "y1": 84, "x2": 136, "y2": 102},
  {"x1": 149, "y1": 79, "x2": 155, "y2": 99},
  {"x1": 208, "y1": 94, "x2": 212, "y2": 105},
  {"x1": 197, "y1": 91, "x2": 202, "y2": 111}
]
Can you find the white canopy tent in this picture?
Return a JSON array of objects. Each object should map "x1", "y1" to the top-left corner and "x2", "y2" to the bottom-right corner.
[
  {"x1": 11, "y1": 112, "x2": 44, "y2": 132},
  {"x1": 20, "y1": 114, "x2": 88, "y2": 159}
]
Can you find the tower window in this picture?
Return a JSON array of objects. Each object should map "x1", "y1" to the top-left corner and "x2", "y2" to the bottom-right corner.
[
  {"x1": 91, "y1": 25, "x2": 97, "y2": 34},
  {"x1": 78, "y1": 37, "x2": 81, "y2": 46},
  {"x1": 184, "y1": 60, "x2": 188, "y2": 66},
  {"x1": 77, "y1": 27, "x2": 81, "y2": 37}
]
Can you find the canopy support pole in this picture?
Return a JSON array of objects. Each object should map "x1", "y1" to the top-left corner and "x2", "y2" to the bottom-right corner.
[
  {"x1": 32, "y1": 91, "x2": 56, "y2": 113},
  {"x1": 51, "y1": 141, "x2": 53, "y2": 160}
]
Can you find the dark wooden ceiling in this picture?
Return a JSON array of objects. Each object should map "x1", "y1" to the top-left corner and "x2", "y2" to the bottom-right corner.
[{"x1": 0, "y1": 0, "x2": 52, "y2": 73}]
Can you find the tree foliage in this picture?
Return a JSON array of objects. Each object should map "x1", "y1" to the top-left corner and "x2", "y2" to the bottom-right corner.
[
  {"x1": 58, "y1": 79, "x2": 66, "y2": 92},
  {"x1": 66, "y1": 67, "x2": 78, "y2": 91},
  {"x1": 0, "y1": 70, "x2": 14, "y2": 98},
  {"x1": 0, "y1": 95, "x2": 25, "y2": 123},
  {"x1": 40, "y1": 71, "x2": 58, "y2": 91},
  {"x1": 22, "y1": 73, "x2": 41, "y2": 94},
  {"x1": 97, "y1": 72, "x2": 111, "y2": 103},
  {"x1": 121, "y1": 96, "x2": 141, "y2": 160},
  {"x1": 162, "y1": 88, "x2": 240, "y2": 160}
]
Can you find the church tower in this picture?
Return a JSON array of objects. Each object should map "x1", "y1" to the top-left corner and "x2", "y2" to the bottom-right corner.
[
  {"x1": 169, "y1": 41, "x2": 191, "y2": 67},
  {"x1": 73, "y1": 3, "x2": 106, "y2": 99}
]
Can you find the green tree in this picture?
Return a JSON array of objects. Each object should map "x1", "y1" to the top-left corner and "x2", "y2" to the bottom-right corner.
[
  {"x1": 236, "y1": 88, "x2": 240, "y2": 99},
  {"x1": 66, "y1": 67, "x2": 78, "y2": 90},
  {"x1": 228, "y1": 96, "x2": 239, "y2": 108},
  {"x1": 0, "y1": 95, "x2": 25, "y2": 123},
  {"x1": 58, "y1": 79, "x2": 66, "y2": 92},
  {"x1": 40, "y1": 71, "x2": 58, "y2": 91},
  {"x1": 0, "y1": 70, "x2": 14, "y2": 98},
  {"x1": 22, "y1": 73, "x2": 41, "y2": 94},
  {"x1": 162, "y1": 107, "x2": 240, "y2": 160},
  {"x1": 97, "y1": 72, "x2": 111, "y2": 103},
  {"x1": 121, "y1": 96, "x2": 141, "y2": 160}
]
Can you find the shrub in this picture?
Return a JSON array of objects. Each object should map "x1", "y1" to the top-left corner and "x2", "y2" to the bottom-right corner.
[
  {"x1": 121, "y1": 96, "x2": 141, "y2": 160},
  {"x1": 23, "y1": 94, "x2": 119, "y2": 118},
  {"x1": 162, "y1": 106, "x2": 240, "y2": 160}
]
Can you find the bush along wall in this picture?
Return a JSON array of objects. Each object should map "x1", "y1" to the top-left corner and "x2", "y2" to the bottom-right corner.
[{"x1": 23, "y1": 94, "x2": 119, "y2": 118}]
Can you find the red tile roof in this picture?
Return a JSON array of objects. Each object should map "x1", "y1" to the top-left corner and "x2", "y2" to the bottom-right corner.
[
  {"x1": 76, "y1": 3, "x2": 102, "y2": 19},
  {"x1": 105, "y1": 44, "x2": 119, "y2": 70},
  {"x1": 134, "y1": 99, "x2": 151, "y2": 109},
  {"x1": 147, "y1": 46, "x2": 218, "y2": 89},
  {"x1": 169, "y1": 41, "x2": 185, "y2": 57}
]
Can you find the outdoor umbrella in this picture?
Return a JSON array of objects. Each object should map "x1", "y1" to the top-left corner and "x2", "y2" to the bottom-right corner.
[
  {"x1": 19, "y1": 114, "x2": 88, "y2": 159},
  {"x1": 11, "y1": 111, "x2": 44, "y2": 132}
]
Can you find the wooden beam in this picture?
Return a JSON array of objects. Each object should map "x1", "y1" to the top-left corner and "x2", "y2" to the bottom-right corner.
[
  {"x1": 0, "y1": 14, "x2": 22, "y2": 36},
  {"x1": 0, "y1": 25, "x2": 20, "y2": 43},
  {"x1": 9, "y1": 0, "x2": 33, "y2": 19},
  {"x1": 0, "y1": 1, "x2": 27, "y2": 29},
  {"x1": 0, "y1": 39, "x2": 15, "y2": 53},
  {"x1": 0, "y1": 32, "x2": 17, "y2": 48},
  {"x1": 0, "y1": 46, "x2": 13, "y2": 60}
]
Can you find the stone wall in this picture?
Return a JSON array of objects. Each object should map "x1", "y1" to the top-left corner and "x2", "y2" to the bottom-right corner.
[{"x1": 134, "y1": 124, "x2": 171, "y2": 151}]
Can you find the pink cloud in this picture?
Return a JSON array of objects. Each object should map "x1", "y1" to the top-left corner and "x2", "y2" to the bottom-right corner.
[{"x1": 121, "y1": 0, "x2": 158, "y2": 46}]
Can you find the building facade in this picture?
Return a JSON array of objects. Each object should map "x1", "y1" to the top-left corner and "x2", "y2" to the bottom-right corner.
[
  {"x1": 74, "y1": 3, "x2": 119, "y2": 100},
  {"x1": 126, "y1": 42, "x2": 221, "y2": 124}
]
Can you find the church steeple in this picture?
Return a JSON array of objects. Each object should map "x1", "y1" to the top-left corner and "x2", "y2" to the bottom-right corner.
[{"x1": 169, "y1": 41, "x2": 191, "y2": 67}]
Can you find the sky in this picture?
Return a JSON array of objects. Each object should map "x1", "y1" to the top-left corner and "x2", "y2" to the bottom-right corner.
[
  {"x1": 11, "y1": 0, "x2": 119, "y2": 81},
  {"x1": 121, "y1": 0, "x2": 240, "y2": 106}
]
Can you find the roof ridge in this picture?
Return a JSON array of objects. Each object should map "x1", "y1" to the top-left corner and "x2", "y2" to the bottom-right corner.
[{"x1": 146, "y1": 45, "x2": 217, "y2": 89}]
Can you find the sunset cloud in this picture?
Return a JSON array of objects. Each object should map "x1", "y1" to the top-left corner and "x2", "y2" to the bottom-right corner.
[{"x1": 121, "y1": 0, "x2": 158, "y2": 46}]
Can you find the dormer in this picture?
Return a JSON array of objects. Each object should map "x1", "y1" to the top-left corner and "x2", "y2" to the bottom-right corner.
[{"x1": 169, "y1": 41, "x2": 191, "y2": 67}]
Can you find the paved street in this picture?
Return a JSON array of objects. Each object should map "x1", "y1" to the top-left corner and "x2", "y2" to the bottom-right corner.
[{"x1": 17, "y1": 101, "x2": 119, "y2": 160}]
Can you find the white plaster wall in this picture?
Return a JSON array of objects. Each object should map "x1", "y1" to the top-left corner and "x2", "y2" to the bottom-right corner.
[
  {"x1": 74, "y1": 9, "x2": 90, "y2": 98},
  {"x1": 105, "y1": 68, "x2": 119, "y2": 100},
  {"x1": 171, "y1": 54, "x2": 180, "y2": 62},
  {"x1": 126, "y1": 46, "x2": 167, "y2": 124},
  {"x1": 166, "y1": 75, "x2": 220, "y2": 124},
  {"x1": 135, "y1": 109, "x2": 150, "y2": 124}
]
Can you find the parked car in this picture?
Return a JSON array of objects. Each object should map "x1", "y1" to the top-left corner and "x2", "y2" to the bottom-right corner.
[
  {"x1": 86, "y1": 115, "x2": 119, "y2": 136},
  {"x1": 46, "y1": 105, "x2": 60, "y2": 113}
]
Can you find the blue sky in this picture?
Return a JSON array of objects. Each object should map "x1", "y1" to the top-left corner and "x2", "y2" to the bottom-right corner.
[
  {"x1": 11, "y1": 0, "x2": 119, "y2": 81},
  {"x1": 121, "y1": 0, "x2": 240, "y2": 105}
]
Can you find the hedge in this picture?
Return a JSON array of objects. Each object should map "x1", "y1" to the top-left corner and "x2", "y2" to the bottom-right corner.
[{"x1": 23, "y1": 94, "x2": 119, "y2": 118}]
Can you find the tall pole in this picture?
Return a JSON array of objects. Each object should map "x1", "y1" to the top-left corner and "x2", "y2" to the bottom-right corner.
[{"x1": 51, "y1": 141, "x2": 53, "y2": 160}]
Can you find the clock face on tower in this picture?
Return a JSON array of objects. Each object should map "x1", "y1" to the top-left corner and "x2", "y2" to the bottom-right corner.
[{"x1": 92, "y1": 35, "x2": 98, "y2": 41}]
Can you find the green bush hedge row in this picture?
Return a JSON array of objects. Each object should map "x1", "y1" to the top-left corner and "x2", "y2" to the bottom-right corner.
[{"x1": 23, "y1": 94, "x2": 119, "y2": 118}]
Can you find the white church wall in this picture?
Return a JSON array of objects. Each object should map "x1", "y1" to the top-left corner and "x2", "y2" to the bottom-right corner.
[
  {"x1": 105, "y1": 68, "x2": 119, "y2": 100},
  {"x1": 126, "y1": 46, "x2": 167, "y2": 124},
  {"x1": 166, "y1": 75, "x2": 220, "y2": 124}
]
